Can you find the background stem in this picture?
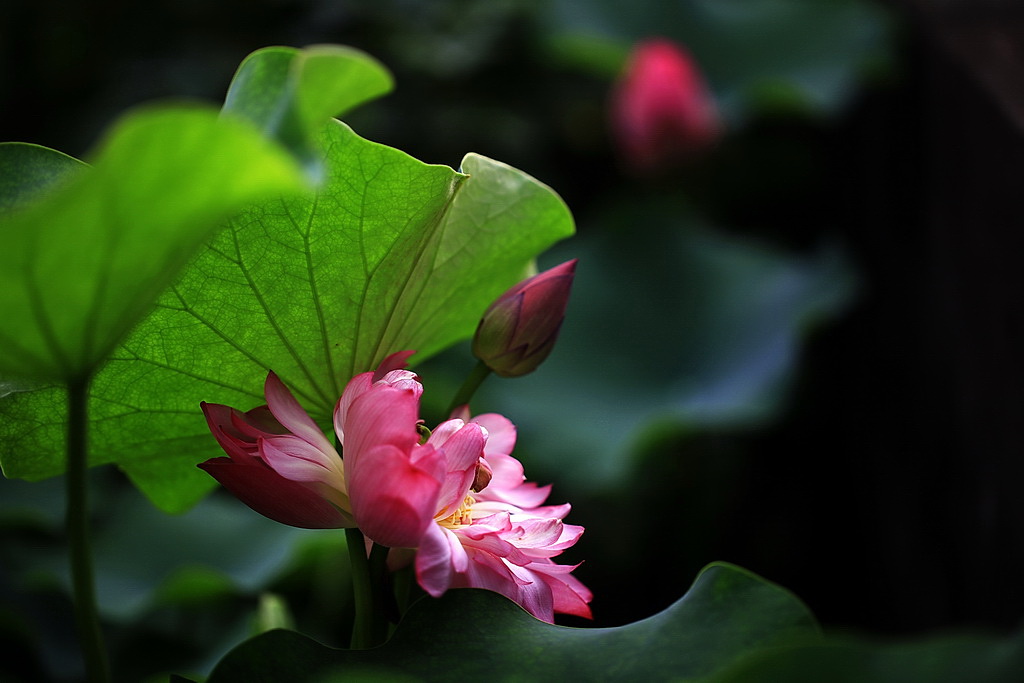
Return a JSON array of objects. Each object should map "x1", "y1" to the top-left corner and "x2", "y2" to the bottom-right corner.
[{"x1": 67, "y1": 376, "x2": 110, "y2": 683}]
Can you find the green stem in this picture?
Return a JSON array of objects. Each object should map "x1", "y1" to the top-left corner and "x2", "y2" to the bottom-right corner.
[
  {"x1": 67, "y1": 376, "x2": 110, "y2": 683},
  {"x1": 368, "y1": 542, "x2": 392, "y2": 638},
  {"x1": 446, "y1": 360, "x2": 492, "y2": 416},
  {"x1": 392, "y1": 563, "x2": 417, "y2": 617},
  {"x1": 346, "y1": 528, "x2": 391, "y2": 649},
  {"x1": 346, "y1": 527, "x2": 373, "y2": 649}
]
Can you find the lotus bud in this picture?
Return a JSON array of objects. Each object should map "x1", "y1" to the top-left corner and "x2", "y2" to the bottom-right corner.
[
  {"x1": 611, "y1": 38, "x2": 721, "y2": 172},
  {"x1": 472, "y1": 259, "x2": 577, "y2": 378}
]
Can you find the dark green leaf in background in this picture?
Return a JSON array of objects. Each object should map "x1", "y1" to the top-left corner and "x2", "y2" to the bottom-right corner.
[
  {"x1": 483, "y1": 206, "x2": 856, "y2": 491},
  {"x1": 708, "y1": 633, "x2": 1024, "y2": 683},
  {"x1": 206, "y1": 563, "x2": 819, "y2": 682},
  {"x1": 0, "y1": 142, "x2": 86, "y2": 213}
]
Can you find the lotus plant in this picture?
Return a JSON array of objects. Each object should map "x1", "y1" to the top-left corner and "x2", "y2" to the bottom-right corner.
[{"x1": 199, "y1": 351, "x2": 591, "y2": 624}]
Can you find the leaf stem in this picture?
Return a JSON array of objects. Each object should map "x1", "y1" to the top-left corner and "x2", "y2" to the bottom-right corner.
[
  {"x1": 446, "y1": 359, "x2": 492, "y2": 416},
  {"x1": 67, "y1": 376, "x2": 110, "y2": 683}
]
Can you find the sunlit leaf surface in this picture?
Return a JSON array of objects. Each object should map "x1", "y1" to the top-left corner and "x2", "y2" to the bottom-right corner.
[
  {"x1": 222, "y1": 45, "x2": 393, "y2": 169},
  {"x1": 1, "y1": 122, "x2": 574, "y2": 512}
]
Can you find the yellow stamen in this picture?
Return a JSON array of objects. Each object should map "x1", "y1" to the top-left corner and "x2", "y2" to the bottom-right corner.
[{"x1": 438, "y1": 494, "x2": 476, "y2": 528}]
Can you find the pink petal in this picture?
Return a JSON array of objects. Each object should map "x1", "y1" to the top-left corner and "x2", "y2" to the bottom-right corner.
[
  {"x1": 439, "y1": 422, "x2": 487, "y2": 474},
  {"x1": 460, "y1": 511, "x2": 514, "y2": 536},
  {"x1": 470, "y1": 413, "x2": 517, "y2": 456},
  {"x1": 448, "y1": 404, "x2": 471, "y2": 422},
  {"x1": 259, "y1": 435, "x2": 344, "y2": 489},
  {"x1": 336, "y1": 368, "x2": 422, "y2": 446},
  {"x1": 198, "y1": 457, "x2": 353, "y2": 529},
  {"x1": 232, "y1": 405, "x2": 288, "y2": 436},
  {"x1": 334, "y1": 372, "x2": 374, "y2": 445},
  {"x1": 425, "y1": 419, "x2": 465, "y2": 448},
  {"x1": 452, "y1": 515, "x2": 534, "y2": 567},
  {"x1": 360, "y1": 495, "x2": 433, "y2": 548},
  {"x1": 429, "y1": 421, "x2": 487, "y2": 517},
  {"x1": 415, "y1": 523, "x2": 463, "y2": 597},
  {"x1": 530, "y1": 561, "x2": 593, "y2": 619},
  {"x1": 348, "y1": 443, "x2": 443, "y2": 548},
  {"x1": 372, "y1": 350, "x2": 417, "y2": 382},
  {"x1": 552, "y1": 521, "x2": 585, "y2": 547},
  {"x1": 227, "y1": 408, "x2": 280, "y2": 446},
  {"x1": 454, "y1": 549, "x2": 520, "y2": 595},
  {"x1": 502, "y1": 562, "x2": 557, "y2": 623},
  {"x1": 343, "y1": 384, "x2": 421, "y2": 470},
  {"x1": 376, "y1": 369, "x2": 422, "y2": 395},
  {"x1": 201, "y1": 402, "x2": 258, "y2": 461},
  {"x1": 263, "y1": 372, "x2": 335, "y2": 454},
  {"x1": 475, "y1": 452, "x2": 552, "y2": 509},
  {"x1": 509, "y1": 516, "x2": 565, "y2": 549},
  {"x1": 541, "y1": 521, "x2": 585, "y2": 553}
]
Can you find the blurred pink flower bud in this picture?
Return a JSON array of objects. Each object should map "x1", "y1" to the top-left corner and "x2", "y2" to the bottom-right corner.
[
  {"x1": 611, "y1": 38, "x2": 721, "y2": 172},
  {"x1": 472, "y1": 259, "x2": 577, "y2": 378}
]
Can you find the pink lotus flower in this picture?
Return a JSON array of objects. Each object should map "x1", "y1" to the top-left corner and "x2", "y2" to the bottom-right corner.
[
  {"x1": 472, "y1": 260, "x2": 577, "y2": 378},
  {"x1": 611, "y1": 38, "x2": 721, "y2": 172},
  {"x1": 200, "y1": 352, "x2": 592, "y2": 622},
  {"x1": 416, "y1": 406, "x2": 593, "y2": 621}
]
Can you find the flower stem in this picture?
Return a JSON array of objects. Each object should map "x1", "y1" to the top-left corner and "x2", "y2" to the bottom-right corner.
[
  {"x1": 368, "y1": 542, "x2": 392, "y2": 633},
  {"x1": 346, "y1": 527, "x2": 372, "y2": 648},
  {"x1": 446, "y1": 359, "x2": 492, "y2": 416},
  {"x1": 346, "y1": 527, "x2": 390, "y2": 649},
  {"x1": 67, "y1": 376, "x2": 110, "y2": 683}
]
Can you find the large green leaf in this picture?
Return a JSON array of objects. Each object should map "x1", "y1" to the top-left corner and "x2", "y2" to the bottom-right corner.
[
  {"x1": 0, "y1": 107, "x2": 307, "y2": 383},
  {"x1": 204, "y1": 563, "x2": 818, "y2": 682},
  {"x1": 222, "y1": 45, "x2": 392, "y2": 168},
  {"x1": 708, "y1": 633, "x2": 1024, "y2": 683},
  {"x1": 0, "y1": 44, "x2": 391, "y2": 388},
  {"x1": 0, "y1": 121, "x2": 574, "y2": 512}
]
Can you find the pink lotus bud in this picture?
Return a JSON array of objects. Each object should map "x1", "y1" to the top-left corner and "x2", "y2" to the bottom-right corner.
[
  {"x1": 611, "y1": 38, "x2": 721, "y2": 172},
  {"x1": 472, "y1": 259, "x2": 577, "y2": 378}
]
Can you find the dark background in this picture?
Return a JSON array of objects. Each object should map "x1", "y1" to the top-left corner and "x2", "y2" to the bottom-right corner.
[{"x1": 3, "y1": 2, "x2": 1024, "y2": 679}]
